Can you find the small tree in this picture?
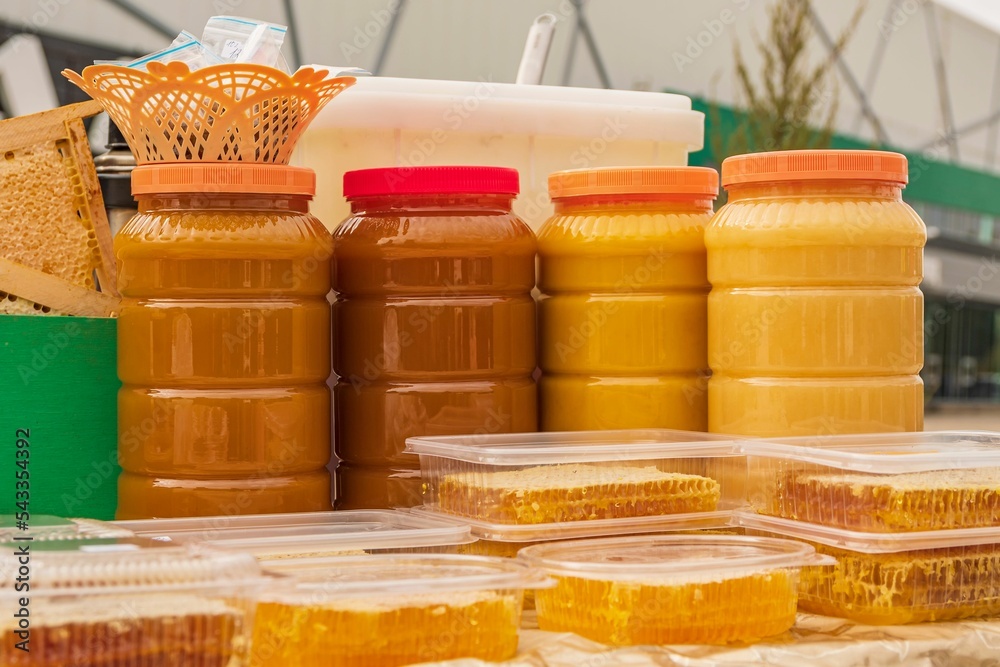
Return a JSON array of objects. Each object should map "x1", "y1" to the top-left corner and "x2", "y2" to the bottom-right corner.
[{"x1": 711, "y1": 0, "x2": 866, "y2": 161}]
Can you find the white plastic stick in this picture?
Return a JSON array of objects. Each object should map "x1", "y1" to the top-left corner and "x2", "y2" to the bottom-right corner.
[{"x1": 515, "y1": 13, "x2": 558, "y2": 85}]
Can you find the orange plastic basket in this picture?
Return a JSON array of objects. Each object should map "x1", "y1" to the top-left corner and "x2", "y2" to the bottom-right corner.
[{"x1": 63, "y1": 62, "x2": 354, "y2": 164}]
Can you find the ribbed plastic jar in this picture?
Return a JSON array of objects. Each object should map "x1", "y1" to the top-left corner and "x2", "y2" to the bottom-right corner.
[
  {"x1": 705, "y1": 150, "x2": 926, "y2": 436},
  {"x1": 333, "y1": 166, "x2": 538, "y2": 507},
  {"x1": 538, "y1": 167, "x2": 718, "y2": 431},
  {"x1": 116, "y1": 164, "x2": 333, "y2": 518}
]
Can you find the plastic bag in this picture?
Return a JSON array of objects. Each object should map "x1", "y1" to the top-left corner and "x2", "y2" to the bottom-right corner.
[
  {"x1": 201, "y1": 16, "x2": 288, "y2": 70},
  {"x1": 126, "y1": 39, "x2": 222, "y2": 72}
]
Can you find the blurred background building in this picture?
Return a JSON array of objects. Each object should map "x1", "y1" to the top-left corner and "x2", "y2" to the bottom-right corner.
[{"x1": 2, "y1": 0, "x2": 999, "y2": 415}]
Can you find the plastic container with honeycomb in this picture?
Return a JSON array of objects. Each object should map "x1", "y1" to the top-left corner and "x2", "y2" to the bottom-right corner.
[
  {"x1": 743, "y1": 431, "x2": 1000, "y2": 532},
  {"x1": 114, "y1": 509, "x2": 474, "y2": 560},
  {"x1": 0, "y1": 536, "x2": 265, "y2": 667},
  {"x1": 736, "y1": 511, "x2": 1000, "y2": 624},
  {"x1": 519, "y1": 534, "x2": 827, "y2": 646},
  {"x1": 249, "y1": 554, "x2": 543, "y2": 667},
  {"x1": 406, "y1": 429, "x2": 743, "y2": 525}
]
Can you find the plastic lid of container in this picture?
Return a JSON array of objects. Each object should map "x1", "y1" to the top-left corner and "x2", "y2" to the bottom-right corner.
[
  {"x1": 114, "y1": 510, "x2": 474, "y2": 557},
  {"x1": 409, "y1": 505, "x2": 734, "y2": 542},
  {"x1": 343, "y1": 166, "x2": 519, "y2": 199},
  {"x1": 261, "y1": 553, "x2": 548, "y2": 600},
  {"x1": 304, "y1": 73, "x2": 704, "y2": 148},
  {"x1": 405, "y1": 428, "x2": 738, "y2": 465},
  {"x1": 740, "y1": 430, "x2": 1000, "y2": 474},
  {"x1": 0, "y1": 516, "x2": 133, "y2": 542},
  {"x1": 721, "y1": 150, "x2": 908, "y2": 187},
  {"x1": 517, "y1": 534, "x2": 831, "y2": 582},
  {"x1": 131, "y1": 164, "x2": 316, "y2": 196},
  {"x1": 735, "y1": 512, "x2": 1000, "y2": 554},
  {"x1": 549, "y1": 167, "x2": 719, "y2": 199},
  {"x1": 0, "y1": 536, "x2": 262, "y2": 591}
]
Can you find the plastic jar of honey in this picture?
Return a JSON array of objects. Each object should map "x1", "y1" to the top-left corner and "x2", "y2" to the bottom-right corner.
[
  {"x1": 333, "y1": 166, "x2": 538, "y2": 507},
  {"x1": 116, "y1": 164, "x2": 333, "y2": 519},
  {"x1": 537, "y1": 167, "x2": 718, "y2": 431},
  {"x1": 706, "y1": 150, "x2": 926, "y2": 436}
]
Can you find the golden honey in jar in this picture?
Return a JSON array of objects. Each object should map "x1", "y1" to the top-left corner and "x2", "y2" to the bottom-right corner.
[
  {"x1": 538, "y1": 167, "x2": 718, "y2": 431},
  {"x1": 115, "y1": 165, "x2": 333, "y2": 518},
  {"x1": 705, "y1": 151, "x2": 926, "y2": 436},
  {"x1": 333, "y1": 166, "x2": 538, "y2": 506}
]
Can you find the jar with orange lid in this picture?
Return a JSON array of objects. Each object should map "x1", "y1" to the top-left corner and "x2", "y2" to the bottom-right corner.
[
  {"x1": 333, "y1": 166, "x2": 538, "y2": 508},
  {"x1": 115, "y1": 164, "x2": 333, "y2": 519},
  {"x1": 537, "y1": 167, "x2": 719, "y2": 431},
  {"x1": 706, "y1": 150, "x2": 926, "y2": 436}
]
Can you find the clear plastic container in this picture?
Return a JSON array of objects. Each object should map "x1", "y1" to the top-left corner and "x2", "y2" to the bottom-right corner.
[
  {"x1": 250, "y1": 554, "x2": 542, "y2": 667},
  {"x1": 0, "y1": 536, "x2": 264, "y2": 666},
  {"x1": 538, "y1": 167, "x2": 718, "y2": 432},
  {"x1": 706, "y1": 150, "x2": 927, "y2": 436},
  {"x1": 519, "y1": 534, "x2": 827, "y2": 645},
  {"x1": 0, "y1": 515, "x2": 132, "y2": 541},
  {"x1": 114, "y1": 509, "x2": 474, "y2": 559},
  {"x1": 737, "y1": 512, "x2": 1000, "y2": 625},
  {"x1": 406, "y1": 429, "x2": 743, "y2": 525},
  {"x1": 117, "y1": 164, "x2": 333, "y2": 518},
  {"x1": 742, "y1": 431, "x2": 1000, "y2": 532}
]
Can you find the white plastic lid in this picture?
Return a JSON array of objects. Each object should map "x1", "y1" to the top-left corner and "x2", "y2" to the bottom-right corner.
[
  {"x1": 741, "y1": 430, "x2": 1000, "y2": 474},
  {"x1": 409, "y1": 505, "x2": 733, "y2": 542},
  {"x1": 517, "y1": 534, "x2": 831, "y2": 582},
  {"x1": 113, "y1": 510, "x2": 474, "y2": 556},
  {"x1": 735, "y1": 511, "x2": 1000, "y2": 554},
  {"x1": 261, "y1": 553, "x2": 546, "y2": 600},
  {"x1": 0, "y1": 536, "x2": 261, "y2": 591},
  {"x1": 405, "y1": 428, "x2": 739, "y2": 465},
  {"x1": 304, "y1": 72, "x2": 704, "y2": 147}
]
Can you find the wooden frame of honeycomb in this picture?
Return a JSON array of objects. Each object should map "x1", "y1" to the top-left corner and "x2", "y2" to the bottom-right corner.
[
  {"x1": 0, "y1": 101, "x2": 119, "y2": 317},
  {"x1": 767, "y1": 466, "x2": 1000, "y2": 532},
  {"x1": 437, "y1": 463, "x2": 721, "y2": 524}
]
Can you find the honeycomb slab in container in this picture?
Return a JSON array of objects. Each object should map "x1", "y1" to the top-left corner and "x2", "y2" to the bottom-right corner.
[
  {"x1": 743, "y1": 431, "x2": 1000, "y2": 532},
  {"x1": 114, "y1": 509, "x2": 474, "y2": 561},
  {"x1": 519, "y1": 535, "x2": 825, "y2": 646},
  {"x1": 738, "y1": 512, "x2": 1000, "y2": 625},
  {"x1": 0, "y1": 536, "x2": 264, "y2": 666},
  {"x1": 251, "y1": 554, "x2": 539, "y2": 667},
  {"x1": 406, "y1": 429, "x2": 742, "y2": 525}
]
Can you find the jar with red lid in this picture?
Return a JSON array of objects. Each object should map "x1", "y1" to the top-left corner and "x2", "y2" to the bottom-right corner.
[{"x1": 333, "y1": 166, "x2": 538, "y2": 508}]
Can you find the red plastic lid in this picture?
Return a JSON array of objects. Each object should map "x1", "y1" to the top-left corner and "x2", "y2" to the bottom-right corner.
[
  {"x1": 132, "y1": 164, "x2": 315, "y2": 196},
  {"x1": 722, "y1": 150, "x2": 908, "y2": 187},
  {"x1": 343, "y1": 166, "x2": 519, "y2": 199}
]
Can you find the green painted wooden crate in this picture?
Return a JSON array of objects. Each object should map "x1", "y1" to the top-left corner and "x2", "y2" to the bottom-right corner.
[{"x1": 0, "y1": 315, "x2": 118, "y2": 520}]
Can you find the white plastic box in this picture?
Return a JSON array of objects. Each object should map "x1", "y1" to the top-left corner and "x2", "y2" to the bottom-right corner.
[
  {"x1": 297, "y1": 74, "x2": 704, "y2": 230},
  {"x1": 741, "y1": 431, "x2": 1000, "y2": 532},
  {"x1": 113, "y1": 509, "x2": 474, "y2": 559},
  {"x1": 405, "y1": 429, "x2": 744, "y2": 527}
]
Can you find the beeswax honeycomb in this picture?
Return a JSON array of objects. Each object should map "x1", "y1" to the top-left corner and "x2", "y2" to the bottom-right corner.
[
  {"x1": 250, "y1": 591, "x2": 520, "y2": 667},
  {"x1": 0, "y1": 595, "x2": 246, "y2": 666},
  {"x1": 437, "y1": 464, "x2": 721, "y2": 524},
  {"x1": 798, "y1": 542, "x2": 1000, "y2": 624},
  {"x1": 770, "y1": 467, "x2": 1000, "y2": 531},
  {"x1": 535, "y1": 570, "x2": 797, "y2": 645}
]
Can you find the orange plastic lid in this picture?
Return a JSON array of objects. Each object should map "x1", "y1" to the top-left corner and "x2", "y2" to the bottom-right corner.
[
  {"x1": 722, "y1": 150, "x2": 908, "y2": 187},
  {"x1": 548, "y1": 167, "x2": 719, "y2": 199},
  {"x1": 131, "y1": 164, "x2": 316, "y2": 197}
]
